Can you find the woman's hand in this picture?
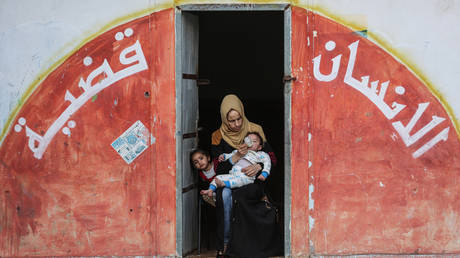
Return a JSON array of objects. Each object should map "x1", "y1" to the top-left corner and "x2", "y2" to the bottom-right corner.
[
  {"x1": 231, "y1": 144, "x2": 248, "y2": 164},
  {"x1": 242, "y1": 163, "x2": 262, "y2": 177},
  {"x1": 236, "y1": 144, "x2": 248, "y2": 156}
]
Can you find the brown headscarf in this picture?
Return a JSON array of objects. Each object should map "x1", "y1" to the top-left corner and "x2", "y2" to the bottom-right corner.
[{"x1": 219, "y1": 94, "x2": 266, "y2": 148}]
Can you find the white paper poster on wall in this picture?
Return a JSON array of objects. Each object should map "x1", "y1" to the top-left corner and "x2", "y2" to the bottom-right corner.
[{"x1": 111, "y1": 120, "x2": 149, "y2": 164}]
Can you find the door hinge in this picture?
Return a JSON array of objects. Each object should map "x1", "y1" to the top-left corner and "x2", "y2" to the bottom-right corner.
[
  {"x1": 183, "y1": 73, "x2": 211, "y2": 86},
  {"x1": 182, "y1": 132, "x2": 197, "y2": 139},
  {"x1": 182, "y1": 182, "x2": 198, "y2": 193},
  {"x1": 283, "y1": 75, "x2": 297, "y2": 83}
]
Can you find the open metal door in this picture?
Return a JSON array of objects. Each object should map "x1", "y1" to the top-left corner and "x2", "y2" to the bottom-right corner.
[
  {"x1": 176, "y1": 10, "x2": 199, "y2": 256},
  {"x1": 283, "y1": 6, "x2": 292, "y2": 257}
]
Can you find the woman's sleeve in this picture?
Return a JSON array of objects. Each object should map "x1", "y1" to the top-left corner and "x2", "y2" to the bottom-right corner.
[
  {"x1": 262, "y1": 141, "x2": 277, "y2": 167},
  {"x1": 214, "y1": 157, "x2": 231, "y2": 176},
  {"x1": 211, "y1": 130, "x2": 234, "y2": 175},
  {"x1": 256, "y1": 124, "x2": 277, "y2": 167},
  {"x1": 198, "y1": 175, "x2": 210, "y2": 190},
  {"x1": 211, "y1": 144, "x2": 224, "y2": 160},
  {"x1": 211, "y1": 129, "x2": 224, "y2": 158},
  {"x1": 211, "y1": 145, "x2": 233, "y2": 175}
]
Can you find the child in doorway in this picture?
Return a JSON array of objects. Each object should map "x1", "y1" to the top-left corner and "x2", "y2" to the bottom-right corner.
[
  {"x1": 190, "y1": 148, "x2": 219, "y2": 206},
  {"x1": 200, "y1": 132, "x2": 271, "y2": 198}
]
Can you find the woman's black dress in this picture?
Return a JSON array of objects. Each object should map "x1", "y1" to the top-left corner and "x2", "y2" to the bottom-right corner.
[{"x1": 212, "y1": 138, "x2": 282, "y2": 257}]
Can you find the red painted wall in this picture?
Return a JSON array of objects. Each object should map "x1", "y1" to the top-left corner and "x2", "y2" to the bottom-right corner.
[
  {"x1": 0, "y1": 9, "x2": 176, "y2": 257},
  {"x1": 291, "y1": 7, "x2": 460, "y2": 256},
  {"x1": 1, "y1": 6, "x2": 459, "y2": 258},
  {"x1": 291, "y1": 6, "x2": 312, "y2": 256}
]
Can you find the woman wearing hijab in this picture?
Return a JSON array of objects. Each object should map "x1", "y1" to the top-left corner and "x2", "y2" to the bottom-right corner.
[{"x1": 211, "y1": 94, "x2": 281, "y2": 258}]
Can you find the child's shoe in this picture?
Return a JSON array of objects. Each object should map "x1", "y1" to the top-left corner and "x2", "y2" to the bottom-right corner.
[{"x1": 202, "y1": 194, "x2": 216, "y2": 207}]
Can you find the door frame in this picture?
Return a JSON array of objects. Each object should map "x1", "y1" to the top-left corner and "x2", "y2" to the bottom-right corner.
[{"x1": 175, "y1": 4, "x2": 292, "y2": 256}]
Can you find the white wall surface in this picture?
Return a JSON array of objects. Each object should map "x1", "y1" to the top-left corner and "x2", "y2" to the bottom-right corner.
[{"x1": 1, "y1": 0, "x2": 459, "y2": 139}]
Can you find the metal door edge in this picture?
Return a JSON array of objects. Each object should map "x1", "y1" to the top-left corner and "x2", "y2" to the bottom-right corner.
[
  {"x1": 174, "y1": 7, "x2": 183, "y2": 257},
  {"x1": 284, "y1": 5, "x2": 292, "y2": 257}
]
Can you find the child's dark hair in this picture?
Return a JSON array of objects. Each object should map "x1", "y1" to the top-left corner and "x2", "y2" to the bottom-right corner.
[
  {"x1": 189, "y1": 148, "x2": 210, "y2": 169},
  {"x1": 246, "y1": 131, "x2": 264, "y2": 148}
]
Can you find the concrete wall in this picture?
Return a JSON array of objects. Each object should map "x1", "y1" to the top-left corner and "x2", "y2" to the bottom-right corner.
[{"x1": 1, "y1": 0, "x2": 459, "y2": 257}]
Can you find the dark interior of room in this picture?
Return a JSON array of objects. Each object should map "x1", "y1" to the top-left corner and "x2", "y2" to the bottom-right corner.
[{"x1": 192, "y1": 10, "x2": 285, "y2": 251}]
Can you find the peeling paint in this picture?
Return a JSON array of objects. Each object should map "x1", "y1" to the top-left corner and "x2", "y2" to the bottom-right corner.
[{"x1": 309, "y1": 215, "x2": 315, "y2": 233}]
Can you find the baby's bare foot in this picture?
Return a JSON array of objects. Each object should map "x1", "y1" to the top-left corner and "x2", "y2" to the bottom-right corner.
[
  {"x1": 200, "y1": 189, "x2": 208, "y2": 195},
  {"x1": 200, "y1": 189, "x2": 213, "y2": 197},
  {"x1": 201, "y1": 191, "x2": 216, "y2": 207}
]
